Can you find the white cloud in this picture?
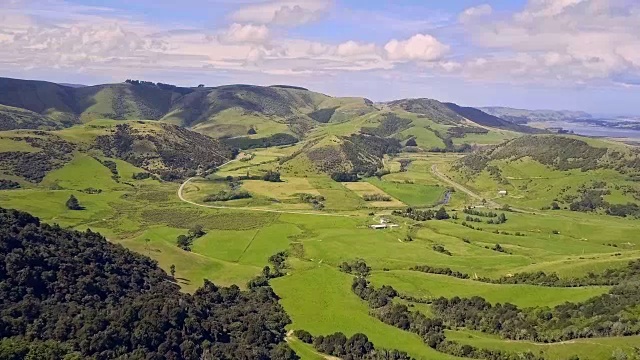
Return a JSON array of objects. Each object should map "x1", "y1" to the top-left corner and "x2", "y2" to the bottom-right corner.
[
  {"x1": 458, "y1": 0, "x2": 640, "y2": 86},
  {"x1": 384, "y1": 34, "x2": 449, "y2": 62},
  {"x1": 219, "y1": 23, "x2": 270, "y2": 44},
  {"x1": 335, "y1": 41, "x2": 377, "y2": 57},
  {"x1": 230, "y1": 0, "x2": 333, "y2": 27},
  {"x1": 458, "y1": 4, "x2": 492, "y2": 23}
]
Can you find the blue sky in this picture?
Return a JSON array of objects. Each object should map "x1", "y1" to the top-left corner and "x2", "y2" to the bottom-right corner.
[{"x1": 1, "y1": 0, "x2": 639, "y2": 114}]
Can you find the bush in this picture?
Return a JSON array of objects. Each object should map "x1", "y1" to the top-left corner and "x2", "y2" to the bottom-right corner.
[
  {"x1": 262, "y1": 170, "x2": 281, "y2": 182},
  {"x1": 331, "y1": 172, "x2": 359, "y2": 182},
  {"x1": 65, "y1": 195, "x2": 83, "y2": 210},
  {"x1": 363, "y1": 193, "x2": 392, "y2": 202},
  {"x1": 0, "y1": 179, "x2": 20, "y2": 190},
  {"x1": 203, "y1": 190, "x2": 251, "y2": 202},
  {"x1": 293, "y1": 330, "x2": 314, "y2": 344}
]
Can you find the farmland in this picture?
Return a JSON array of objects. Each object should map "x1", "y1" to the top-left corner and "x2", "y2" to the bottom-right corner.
[
  {"x1": 0, "y1": 106, "x2": 638, "y2": 359},
  {"x1": 1, "y1": 132, "x2": 639, "y2": 359}
]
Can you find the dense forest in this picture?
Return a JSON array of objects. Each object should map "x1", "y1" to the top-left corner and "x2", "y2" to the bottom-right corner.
[{"x1": 0, "y1": 207, "x2": 296, "y2": 360}]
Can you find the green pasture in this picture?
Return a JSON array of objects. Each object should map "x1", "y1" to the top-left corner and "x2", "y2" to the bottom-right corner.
[
  {"x1": 447, "y1": 330, "x2": 640, "y2": 360},
  {"x1": 370, "y1": 270, "x2": 608, "y2": 308}
]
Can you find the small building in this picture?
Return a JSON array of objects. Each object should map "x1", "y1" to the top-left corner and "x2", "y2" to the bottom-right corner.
[
  {"x1": 369, "y1": 224, "x2": 400, "y2": 230},
  {"x1": 498, "y1": 190, "x2": 508, "y2": 196}
]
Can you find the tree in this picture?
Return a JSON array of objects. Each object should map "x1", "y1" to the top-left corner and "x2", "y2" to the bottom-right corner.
[
  {"x1": 65, "y1": 195, "x2": 83, "y2": 210},
  {"x1": 497, "y1": 213, "x2": 507, "y2": 223},
  {"x1": 405, "y1": 138, "x2": 417, "y2": 147},
  {"x1": 189, "y1": 224, "x2": 205, "y2": 238},
  {"x1": 551, "y1": 202, "x2": 561, "y2": 210},
  {"x1": 170, "y1": 264, "x2": 176, "y2": 278},
  {"x1": 262, "y1": 170, "x2": 282, "y2": 182},
  {"x1": 176, "y1": 235, "x2": 191, "y2": 251},
  {"x1": 435, "y1": 207, "x2": 450, "y2": 220},
  {"x1": 248, "y1": 126, "x2": 257, "y2": 135},
  {"x1": 198, "y1": 84, "x2": 205, "y2": 87}
]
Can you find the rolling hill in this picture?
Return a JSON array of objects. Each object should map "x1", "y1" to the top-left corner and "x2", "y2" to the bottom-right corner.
[
  {"x1": 0, "y1": 77, "x2": 376, "y2": 139},
  {"x1": 0, "y1": 77, "x2": 547, "y2": 143},
  {"x1": 0, "y1": 120, "x2": 235, "y2": 184},
  {"x1": 449, "y1": 135, "x2": 640, "y2": 212}
]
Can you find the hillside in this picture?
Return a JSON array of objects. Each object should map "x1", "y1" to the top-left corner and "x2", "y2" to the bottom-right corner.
[
  {"x1": 0, "y1": 120, "x2": 235, "y2": 183},
  {"x1": 480, "y1": 107, "x2": 592, "y2": 124},
  {"x1": 450, "y1": 135, "x2": 640, "y2": 213},
  {"x1": 0, "y1": 77, "x2": 376, "y2": 140},
  {"x1": 385, "y1": 98, "x2": 541, "y2": 134},
  {"x1": 0, "y1": 207, "x2": 293, "y2": 359}
]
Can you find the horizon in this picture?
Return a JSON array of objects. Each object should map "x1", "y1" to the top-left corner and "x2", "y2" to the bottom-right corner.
[{"x1": 2, "y1": 0, "x2": 639, "y2": 114}]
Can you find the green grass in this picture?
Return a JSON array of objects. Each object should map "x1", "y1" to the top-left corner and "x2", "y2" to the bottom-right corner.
[
  {"x1": 271, "y1": 265, "x2": 462, "y2": 360},
  {"x1": 447, "y1": 330, "x2": 640, "y2": 360},
  {"x1": 370, "y1": 270, "x2": 608, "y2": 308},
  {"x1": 287, "y1": 338, "x2": 326, "y2": 360},
  {"x1": 366, "y1": 177, "x2": 444, "y2": 207}
]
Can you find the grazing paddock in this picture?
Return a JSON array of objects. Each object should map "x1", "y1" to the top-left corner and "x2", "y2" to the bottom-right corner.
[
  {"x1": 242, "y1": 177, "x2": 321, "y2": 199},
  {"x1": 342, "y1": 181, "x2": 406, "y2": 208}
]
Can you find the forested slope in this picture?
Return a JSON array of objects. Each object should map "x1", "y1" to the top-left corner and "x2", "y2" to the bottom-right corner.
[{"x1": 0, "y1": 207, "x2": 296, "y2": 360}]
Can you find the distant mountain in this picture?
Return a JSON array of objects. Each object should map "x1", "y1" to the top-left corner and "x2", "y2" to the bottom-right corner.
[
  {"x1": 57, "y1": 83, "x2": 87, "y2": 88},
  {"x1": 480, "y1": 107, "x2": 592, "y2": 124},
  {"x1": 385, "y1": 98, "x2": 542, "y2": 133}
]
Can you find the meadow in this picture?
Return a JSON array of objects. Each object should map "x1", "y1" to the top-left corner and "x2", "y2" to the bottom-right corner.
[{"x1": 0, "y1": 136, "x2": 638, "y2": 359}]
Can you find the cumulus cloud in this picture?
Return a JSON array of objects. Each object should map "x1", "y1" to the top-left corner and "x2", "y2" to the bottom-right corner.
[
  {"x1": 219, "y1": 23, "x2": 270, "y2": 44},
  {"x1": 335, "y1": 41, "x2": 377, "y2": 57},
  {"x1": 384, "y1": 34, "x2": 449, "y2": 62},
  {"x1": 230, "y1": 0, "x2": 333, "y2": 27}
]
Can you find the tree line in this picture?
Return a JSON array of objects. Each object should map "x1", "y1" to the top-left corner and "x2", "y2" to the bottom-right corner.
[{"x1": 293, "y1": 330, "x2": 414, "y2": 360}]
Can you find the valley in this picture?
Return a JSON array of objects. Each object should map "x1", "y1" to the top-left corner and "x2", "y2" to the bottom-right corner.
[{"x1": 0, "y1": 78, "x2": 639, "y2": 360}]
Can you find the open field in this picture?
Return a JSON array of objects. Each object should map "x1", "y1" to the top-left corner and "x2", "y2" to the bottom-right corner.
[
  {"x1": 447, "y1": 330, "x2": 640, "y2": 360},
  {"x1": 1, "y1": 135, "x2": 639, "y2": 359},
  {"x1": 342, "y1": 181, "x2": 406, "y2": 208},
  {"x1": 366, "y1": 177, "x2": 445, "y2": 207},
  {"x1": 369, "y1": 270, "x2": 608, "y2": 308}
]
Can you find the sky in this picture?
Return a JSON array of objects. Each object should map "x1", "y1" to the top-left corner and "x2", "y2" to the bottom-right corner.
[{"x1": 1, "y1": 0, "x2": 639, "y2": 114}]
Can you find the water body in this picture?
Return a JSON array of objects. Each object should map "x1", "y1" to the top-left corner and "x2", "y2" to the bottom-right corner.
[{"x1": 534, "y1": 121, "x2": 640, "y2": 140}]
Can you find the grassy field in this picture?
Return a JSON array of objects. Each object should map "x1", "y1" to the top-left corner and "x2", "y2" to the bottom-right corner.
[
  {"x1": 0, "y1": 128, "x2": 639, "y2": 359},
  {"x1": 447, "y1": 330, "x2": 640, "y2": 360},
  {"x1": 369, "y1": 270, "x2": 608, "y2": 308},
  {"x1": 366, "y1": 177, "x2": 445, "y2": 207}
]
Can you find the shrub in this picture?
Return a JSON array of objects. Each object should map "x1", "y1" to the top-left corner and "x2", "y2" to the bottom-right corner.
[
  {"x1": 203, "y1": 190, "x2": 251, "y2": 202},
  {"x1": 65, "y1": 195, "x2": 83, "y2": 210},
  {"x1": 363, "y1": 193, "x2": 391, "y2": 202}
]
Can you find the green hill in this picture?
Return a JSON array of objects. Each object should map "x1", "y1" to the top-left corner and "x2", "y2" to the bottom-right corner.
[
  {"x1": 450, "y1": 135, "x2": 640, "y2": 213},
  {"x1": 385, "y1": 98, "x2": 541, "y2": 133},
  {"x1": 0, "y1": 104, "x2": 61, "y2": 130},
  {"x1": 0, "y1": 77, "x2": 376, "y2": 140},
  {"x1": 0, "y1": 120, "x2": 235, "y2": 184}
]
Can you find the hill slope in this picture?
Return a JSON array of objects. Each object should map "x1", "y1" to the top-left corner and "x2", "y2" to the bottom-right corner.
[
  {"x1": 0, "y1": 120, "x2": 235, "y2": 183},
  {"x1": 0, "y1": 207, "x2": 292, "y2": 359},
  {"x1": 0, "y1": 77, "x2": 376, "y2": 139},
  {"x1": 450, "y1": 135, "x2": 640, "y2": 212},
  {"x1": 385, "y1": 98, "x2": 542, "y2": 134}
]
